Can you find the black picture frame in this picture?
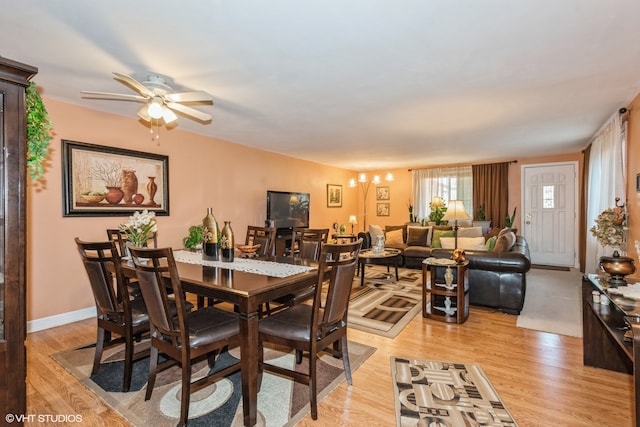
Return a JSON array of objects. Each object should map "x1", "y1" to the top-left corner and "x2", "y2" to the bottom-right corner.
[
  {"x1": 637, "y1": 173, "x2": 640, "y2": 192},
  {"x1": 62, "y1": 140, "x2": 169, "y2": 217}
]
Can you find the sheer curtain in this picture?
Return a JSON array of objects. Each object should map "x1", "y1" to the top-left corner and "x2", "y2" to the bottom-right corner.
[
  {"x1": 412, "y1": 166, "x2": 473, "y2": 221},
  {"x1": 585, "y1": 111, "x2": 627, "y2": 274}
]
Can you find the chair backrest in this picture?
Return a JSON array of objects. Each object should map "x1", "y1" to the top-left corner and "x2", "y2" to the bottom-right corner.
[
  {"x1": 311, "y1": 239, "x2": 362, "y2": 337},
  {"x1": 75, "y1": 238, "x2": 130, "y2": 322},
  {"x1": 292, "y1": 227, "x2": 329, "y2": 261},
  {"x1": 245, "y1": 226, "x2": 276, "y2": 256},
  {"x1": 128, "y1": 246, "x2": 189, "y2": 347},
  {"x1": 107, "y1": 228, "x2": 157, "y2": 257}
]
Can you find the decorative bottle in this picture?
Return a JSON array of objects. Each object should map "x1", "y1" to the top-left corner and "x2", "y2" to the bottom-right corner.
[
  {"x1": 444, "y1": 266, "x2": 454, "y2": 287},
  {"x1": 202, "y1": 208, "x2": 219, "y2": 261},
  {"x1": 221, "y1": 221, "x2": 234, "y2": 262}
]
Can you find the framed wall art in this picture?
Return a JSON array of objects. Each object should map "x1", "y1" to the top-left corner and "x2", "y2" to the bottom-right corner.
[
  {"x1": 377, "y1": 202, "x2": 390, "y2": 216},
  {"x1": 327, "y1": 184, "x2": 342, "y2": 207},
  {"x1": 376, "y1": 186, "x2": 390, "y2": 200},
  {"x1": 62, "y1": 140, "x2": 169, "y2": 217}
]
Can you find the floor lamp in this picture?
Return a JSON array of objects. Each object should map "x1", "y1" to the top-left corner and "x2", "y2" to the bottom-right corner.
[
  {"x1": 441, "y1": 200, "x2": 470, "y2": 248},
  {"x1": 349, "y1": 172, "x2": 393, "y2": 229}
]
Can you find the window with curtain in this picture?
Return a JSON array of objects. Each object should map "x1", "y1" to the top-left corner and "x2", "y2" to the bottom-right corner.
[{"x1": 411, "y1": 166, "x2": 473, "y2": 221}]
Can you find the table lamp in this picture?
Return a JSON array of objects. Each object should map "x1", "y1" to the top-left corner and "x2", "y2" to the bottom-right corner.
[
  {"x1": 441, "y1": 200, "x2": 470, "y2": 248},
  {"x1": 348, "y1": 215, "x2": 358, "y2": 234}
]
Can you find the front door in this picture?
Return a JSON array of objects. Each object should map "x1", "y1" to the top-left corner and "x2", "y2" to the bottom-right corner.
[{"x1": 522, "y1": 162, "x2": 578, "y2": 267}]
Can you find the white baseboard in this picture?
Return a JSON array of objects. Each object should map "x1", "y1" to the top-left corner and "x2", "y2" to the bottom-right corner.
[{"x1": 27, "y1": 306, "x2": 96, "y2": 333}]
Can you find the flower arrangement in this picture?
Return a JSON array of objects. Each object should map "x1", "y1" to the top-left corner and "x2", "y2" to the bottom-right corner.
[
  {"x1": 590, "y1": 205, "x2": 625, "y2": 249},
  {"x1": 120, "y1": 209, "x2": 157, "y2": 247}
]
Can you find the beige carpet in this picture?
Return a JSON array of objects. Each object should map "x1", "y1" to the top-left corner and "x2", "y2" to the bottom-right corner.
[
  {"x1": 347, "y1": 265, "x2": 422, "y2": 338},
  {"x1": 516, "y1": 267, "x2": 583, "y2": 337},
  {"x1": 52, "y1": 340, "x2": 375, "y2": 426},
  {"x1": 391, "y1": 357, "x2": 518, "y2": 426}
]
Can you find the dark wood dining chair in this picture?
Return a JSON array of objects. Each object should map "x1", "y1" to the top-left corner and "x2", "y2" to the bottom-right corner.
[
  {"x1": 74, "y1": 238, "x2": 150, "y2": 392},
  {"x1": 128, "y1": 246, "x2": 241, "y2": 427},
  {"x1": 258, "y1": 239, "x2": 363, "y2": 420},
  {"x1": 245, "y1": 225, "x2": 277, "y2": 256},
  {"x1": 263, "y1": 227, "x2": 330, "y2": 315}
]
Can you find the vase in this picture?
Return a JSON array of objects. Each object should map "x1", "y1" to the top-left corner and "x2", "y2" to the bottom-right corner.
[
  {"x1": 599, "y1": 250, "x2": 636, "y2": 287},
  {"x1": 221, "y1": 221, "x2": 234, "y2": 262},
  {"x1": 146, "y1": 177, "x2": 157, "y2": 205},
  {"x1": 444, "y1": 266, "x2": 454, "y2": 287},
  {"x1": 105, "y1": 187, "x2": 124, "y2": 204},
  {"x1": 121, "y1": 169, "x2": 138, "y2": 204},
  {"x1": 202, "y1": 208, "x2": 219, "y2": 261}
]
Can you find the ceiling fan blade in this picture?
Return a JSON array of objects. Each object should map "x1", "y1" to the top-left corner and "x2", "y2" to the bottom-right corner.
[
  {"x1": 166, "y1": 102, "x2": 212, "y2": 122},
  {"x1": 165, "y1": 91, "x2": 214, "y2": 103},
  {"x1": 81, "y1": 91, "x2": 148, "y2": 101},
  {"x1": 112, "y1": 72, "x2": 154, "y2": 97}
]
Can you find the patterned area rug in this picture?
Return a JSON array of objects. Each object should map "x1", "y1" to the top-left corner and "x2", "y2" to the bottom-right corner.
[
  {"x1": 347, "y1": 265, "x2": 423, "y2": 338},
  {"x1": 391, "y1": 357, "x2": 518, "y2": 426},
  {"x1": 52, "y1": 340, "x2": 375, "y2": 426}
]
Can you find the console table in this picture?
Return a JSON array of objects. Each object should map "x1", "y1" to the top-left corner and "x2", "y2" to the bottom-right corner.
[
  {"x1": 582, "y1": 275, "x2": 639, "y2": 426},
  {"x1": 422, "y1": 258, "x2": 469, "y2": 324}
]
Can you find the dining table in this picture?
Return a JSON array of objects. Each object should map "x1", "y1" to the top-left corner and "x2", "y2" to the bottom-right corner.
[{"x1": 120, "y1": 250, "x2": 320, "y2": 427}]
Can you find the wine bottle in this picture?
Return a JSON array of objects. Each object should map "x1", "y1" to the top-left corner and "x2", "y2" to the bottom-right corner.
[
  {"x1": 221, "y1": 221, "x2": 234, "y2": 262},
  {"x1": 202, "y1": 208, "x2": 219, "y2": 261}
]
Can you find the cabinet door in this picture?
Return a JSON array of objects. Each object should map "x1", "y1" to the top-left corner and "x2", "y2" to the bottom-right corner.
[{"x1": 0, "y1": 57, "x2": 37, "y2": 424}]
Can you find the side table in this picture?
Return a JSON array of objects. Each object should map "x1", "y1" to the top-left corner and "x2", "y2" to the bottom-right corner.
[
  {"x1": 332, "y1": 234, "x2": 357, "y2": 243},
  {"x1": 422, "y1": 257, "x2": 470, "y2": 324}
]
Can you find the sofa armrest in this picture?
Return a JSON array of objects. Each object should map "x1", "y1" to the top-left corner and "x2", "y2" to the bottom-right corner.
[{"x1": 430, "y1": 248, "x2": 531, "y2": 274}]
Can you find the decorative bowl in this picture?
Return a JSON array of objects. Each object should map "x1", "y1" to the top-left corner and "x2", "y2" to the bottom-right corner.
[
  {"x1": 236, "y1": 244, "x2": 261, "y2": 254},
  {"x1": 81, "y1": 194, "x2": 105, "y2": 203}
]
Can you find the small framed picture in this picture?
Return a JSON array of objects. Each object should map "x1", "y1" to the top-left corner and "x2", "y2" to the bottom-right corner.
[
  {"x1": 377, "y1": 202, "x2": 390, "y2": 216},
  {"x1": 376, "y1": 186, "x2": 390, "y2": 200},
  {"x1": 327, "y1": 184, "x2": 342, "y2": 207}
]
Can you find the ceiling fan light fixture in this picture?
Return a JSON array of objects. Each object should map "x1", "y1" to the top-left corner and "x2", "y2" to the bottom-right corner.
[
  {"x1": 147, "y1": 98, "x2": 163, "y2": 119},
  {"x1": 162, "y1": 106, "x2": 177, "y2": 124}
]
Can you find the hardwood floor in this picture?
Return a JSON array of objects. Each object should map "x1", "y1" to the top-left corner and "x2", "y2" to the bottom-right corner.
[{"x1": 26, "y1": 306, "x2": 633, "y2": 426}]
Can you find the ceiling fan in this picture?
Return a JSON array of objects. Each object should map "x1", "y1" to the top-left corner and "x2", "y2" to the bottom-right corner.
[{"x1": 81, "y1": 72, "x2": 214, "y2": 125}]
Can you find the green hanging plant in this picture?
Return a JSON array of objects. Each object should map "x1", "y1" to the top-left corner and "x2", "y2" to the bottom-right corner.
[{"x1": 26, "y1": 82, "x2": 53, "y2": 180}]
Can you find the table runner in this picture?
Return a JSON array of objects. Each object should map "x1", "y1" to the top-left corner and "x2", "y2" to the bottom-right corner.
[{"x1": 173, "y1": 250, "x2": 316, "y2": 278}]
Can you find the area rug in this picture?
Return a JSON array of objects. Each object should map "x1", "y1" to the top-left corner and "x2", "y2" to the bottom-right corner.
[
  {"x1": 516, "y1": 267, "x2": 583, "y2": 337},
  {"x1": 347, "y1": 265, "x2": 423, "y2": 338},
  {"x1": 391, "y1": 357, "x2": 518, "y2": 426},
  {"x1": 52, "y1": 340, "x2": 375, "y2": 426}
]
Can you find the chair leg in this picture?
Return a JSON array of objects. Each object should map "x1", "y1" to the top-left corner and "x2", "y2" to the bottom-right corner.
[
  {"x1": 122, "y1": 331, "x2": 134, "y2": 392},
  {"x1": 309, "y1": 352, "x2": 318, "y2": 420},
  {"x1": 295, "y1": 349, "x2": 303, "y2": 364},
  {"x1": 145, "y1": 346, "x2": 159, "y2": 401},
  {"x1": 340, "y1": 335, "x2": 353, "y2": 385},
  {"x1": 92, "y1": 326, "x2": 106, "y2": 375},
  {"x1": 179, "y1": 358, "x2": 192, "y2": 427}
]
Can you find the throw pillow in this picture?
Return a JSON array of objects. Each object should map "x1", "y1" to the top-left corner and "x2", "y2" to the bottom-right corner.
[
  {"x1": 440, "y1": 236, "x2": 486, "y2": 250},
  {"x1": 493, "y1": 231, "x2": 516, "y2": 252},
  {"x1": 369, "y1": 224, "x2": 385, "y2": 247},
  {"x1": 385, "y1": 228, "x2": 404, "y2": 246},
  {"x1": 406, "y1": 226, "x2": 432, "y2": 246},
  {"x1": 485, "y1": 236, "x2": 498, "y2": 251},
  {"x1": 432, "y1": 230, "x2": 455, "y2": 248},
  {"x1": 456, "y1": 219, "x2": 473, "y2": 227},
  {"x1": 457, "y1": 226, "x2": 483, "y2": 238}
]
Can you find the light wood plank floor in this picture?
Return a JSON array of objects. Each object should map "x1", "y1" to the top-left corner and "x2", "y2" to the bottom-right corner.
[{"x1": 26, "y1": 306, "x2": 633, "y2": 426}]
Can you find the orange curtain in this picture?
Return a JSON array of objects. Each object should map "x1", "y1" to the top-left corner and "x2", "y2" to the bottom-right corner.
[{"x1": 472, "y1": 162, "x2": 510, "y2": 229}]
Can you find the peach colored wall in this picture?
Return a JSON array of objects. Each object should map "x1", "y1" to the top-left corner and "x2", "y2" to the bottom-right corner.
[
  {"x1": 626, "y1": 94, "x2": 640, "y2": 258},
  {"x1": 27, "y1": 98, "x2": 357, "y2": 321}
]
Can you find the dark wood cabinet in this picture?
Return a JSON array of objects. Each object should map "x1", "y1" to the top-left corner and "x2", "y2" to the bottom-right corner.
[
  {"x1": 0, "y1": 56, "x2": 37, "y2": 424},
  {"x1": 582, "y1": 276, "x2": 639, "y2": 426}
]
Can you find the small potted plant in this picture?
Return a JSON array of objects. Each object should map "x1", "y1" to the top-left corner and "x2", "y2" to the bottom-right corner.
[
  {"x1": 183, "y1": 224, "x2": 204, "y2": 250},
  {"x1": 472, "y1": 203, "x2": 492, "y2": 234},
  {"x1": 505, "y1": 207, "x2": 517, "y2": 229}
]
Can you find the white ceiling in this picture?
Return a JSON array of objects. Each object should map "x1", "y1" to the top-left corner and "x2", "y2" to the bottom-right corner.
[{"x1": 3, "y1": 1, "x2": 640, "y2": 170}]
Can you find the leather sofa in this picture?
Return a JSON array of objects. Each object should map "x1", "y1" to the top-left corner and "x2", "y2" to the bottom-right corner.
[{"x1": 357, "y1": 229, "x2": 531, "y2": 314}]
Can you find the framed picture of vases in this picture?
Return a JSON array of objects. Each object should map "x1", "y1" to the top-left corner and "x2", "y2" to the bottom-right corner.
[{"x1": 62, "y1": 140, "x2": 169, "y2": 217}]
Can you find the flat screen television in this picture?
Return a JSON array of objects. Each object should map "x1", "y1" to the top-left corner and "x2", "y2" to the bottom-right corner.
[{"x1": 266, "y1": 190, "x2": 310, "y2": 233}]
